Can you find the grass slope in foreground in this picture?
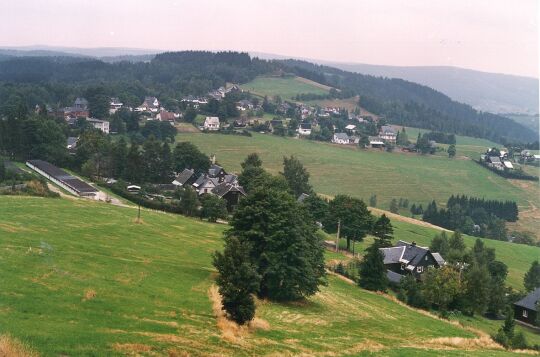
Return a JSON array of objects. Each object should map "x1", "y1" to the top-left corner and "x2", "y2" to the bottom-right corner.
[
  {"x1": 0, "y1": 196, "x2": 517, "y2": 356},
  {"x1": 177, "y1": 132, "x2": 534, "y2": 210}
]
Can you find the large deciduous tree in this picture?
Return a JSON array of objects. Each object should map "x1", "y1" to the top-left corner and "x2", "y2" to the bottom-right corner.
[
  {"x1": 226, "y1": 188, "x2": 326, "y2": 301},
  {"x1": 324, "y1": 195, "x2": 373, "y2": 251},
  {"x1": 281, "y1": 155, "x2": 313, "y2": 198}
]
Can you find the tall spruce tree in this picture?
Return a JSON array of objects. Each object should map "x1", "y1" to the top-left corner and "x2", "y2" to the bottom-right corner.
[
  {"x1": 213, "y1": 236, "x2": 260, "y2": 324},
  {"x1": 359, "y1": 240, "x2": 388, "y2": 291},
  {"x1": 524, "y1": 260, "x2": 540, "y2": 292},
  {"x1": 372, "y1": 214, "x2": 393, "y2": 247},
  {"x1": 281, "y1": 155, "x2": 313, "y2": 197}
]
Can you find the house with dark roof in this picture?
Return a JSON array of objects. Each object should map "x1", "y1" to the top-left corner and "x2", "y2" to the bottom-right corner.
[
  {"x1": 212, "y1": 182, "x2": 246, "y2": 211},
  {"x1": 298, "y1": 122, "x2": 312, "y2": 136},
  {"x1": 193, "y1": 174, "x2": 220, "y2": 195},
  {"x1": 172, "y1": 168, "x2": 196, "y2": 187},
  {"x1": 514, "y1": 288, "x2": 540, "y2": 325},
  {"x1": 380, "y1": 240, "x2": 445, "y2": 284},
  {"x1": 208, "y1": 164, "x2": 227, "y2": 182},
  {"x1": 26, "y1": 160, "x2": 97, "y2": 197}
]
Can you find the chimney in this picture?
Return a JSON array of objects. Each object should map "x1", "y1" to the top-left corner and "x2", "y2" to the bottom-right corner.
[
  {"x1": 211, "y1": 154, "x2": 216, "y2": 165},
  {"x1": 411, "y1": 241, "x2": 417, "y2": 247}
]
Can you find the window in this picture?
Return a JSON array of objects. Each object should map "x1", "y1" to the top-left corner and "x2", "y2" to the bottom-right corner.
[
  {"x1": 417, "y1": 266, "x2": 423, "y2": 273},
  {"x1": 425, "y1": 256, "x2": 428, "y2": 261},
  {"x1": 523, "y1": 310, "x2": 528, "y2": 318},
  {"x1": 400, "y1": 264, "x2": 405, "y2": 271}
]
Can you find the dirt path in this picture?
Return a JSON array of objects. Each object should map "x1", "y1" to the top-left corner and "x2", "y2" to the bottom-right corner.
[{"x1": 369, "y1": 207, "x2": 451, "y2": 232}]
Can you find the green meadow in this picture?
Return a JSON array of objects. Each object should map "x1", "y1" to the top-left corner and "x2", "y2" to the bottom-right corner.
[
  {"x1": 176, "y1": 132, "x2": 534, "y2": 212},
  {"x1": 1, "y1": 196, "x2": 522, "y2": 356},
  {"x1": 240, "y1": 76, "x2": 330, "y2": 100}
]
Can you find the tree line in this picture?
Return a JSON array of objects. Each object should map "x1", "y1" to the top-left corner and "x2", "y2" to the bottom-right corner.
[{"x1": 422, "y1": 195, "x2": 518, "y2": 240}]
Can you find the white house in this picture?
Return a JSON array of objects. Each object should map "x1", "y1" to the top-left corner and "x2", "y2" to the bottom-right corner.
[
  {"x1": 345, "y1": 124, "x2": 356, "y2": 131},
  {"x1": 298, "y1": 122, "x2": 312, "y2": 136},
  {"x1": 332, "y1": 133, "x2": 350, "y2": 144},
  {"x1": 136, "y1": 96, "x2": 160, "y2": 112},
  {"x1": 87, "y1": 118, "x2": 110, "y2": 134},
  {"x1": 379, "y1": 125, "x2": 397, "y2": 143},
  {"x1": 109, "y1": 97, "x2": 123, "y2": 114},
  {"x1": 204, "y1": 116, "x2": 220, "y2": 131}
]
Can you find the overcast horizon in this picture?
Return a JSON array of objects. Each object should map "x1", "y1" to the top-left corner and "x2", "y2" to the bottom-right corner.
[{"x1": 1, "y1": 0, "x2": 538, "y2": 78}]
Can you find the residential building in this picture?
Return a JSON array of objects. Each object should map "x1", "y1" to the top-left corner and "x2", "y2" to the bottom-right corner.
[
  {"x1": 87, "y1": 118, "x2": 110, "y2": 134},
  {"x1": 109, "y1": 97, "x2": 123, "y2": 114},
  {"x1": 298, "y1": 122, "x2": 312, "y2": 136},
  {"x1": 66, "y1": 137, "x2": 78, "y2": 150},
  {"x1": 514, "y1": 287, "x2": 540, "y2": 325},
  {"x1": 380, "y1": 240, "x2": 445, "y2": 284},
  {"x1": 379, "y1": 125, "x2": 397, "y2": 143},
  {"x1": 172, "y1": 169, "x2": 196, "y2": 187},
  {"x1": 136, "y1": 96, "x2": 160, "y2": 112},
  {"x1": 156, "y1": 109, "x2": 178, "y2": 122},
  {"x1": 332, "y1": 133, "x2": 350, "y2": 144},
  {"x1": 211, "y1": 182, "x2": 246, "y2": 211},
  {"x1": 368, "y1": 136, "x2": 385, "y2": 148},
  {"x1": 203, "y1": 116, "x2": 220, "y2": 131}
]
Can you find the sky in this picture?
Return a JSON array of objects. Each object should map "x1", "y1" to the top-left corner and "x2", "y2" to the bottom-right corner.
[{"x1": 1, "y1": 0, "x2": 538, "y2": 77}]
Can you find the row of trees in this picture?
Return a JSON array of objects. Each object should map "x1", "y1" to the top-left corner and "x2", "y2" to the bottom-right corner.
[
  {"x1": 75, "y1": 129, "x2": 210, "y2": 184},
  {"x1": 422, "y1": 197, "x2": 517, "y2": 240}
]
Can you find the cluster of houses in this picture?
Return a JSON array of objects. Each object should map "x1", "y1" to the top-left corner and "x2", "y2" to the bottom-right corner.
[
  {"x1": 519, "y1": 150, "x2": 540, "y2": 165},
  {"x1": 331, "y1": 125, "x2": 397, "y2": 148},
  {"x1": 481, "y1": 148, "x2": 515, "y2": 170},
  {"x1": 172, "y1": 161, "x2": 246, "y2": 211}
]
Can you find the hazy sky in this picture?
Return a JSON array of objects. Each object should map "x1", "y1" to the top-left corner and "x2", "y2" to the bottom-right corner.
[{"x1": 1, "y1": 0, "x2": 538, "y2": 77}]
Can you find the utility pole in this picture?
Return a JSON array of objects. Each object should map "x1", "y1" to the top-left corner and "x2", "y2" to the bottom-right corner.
[
  {"x1": 335, "y1": 219, "x2": 340, "y2": 252},
  {"x1": 137, "y1": 203, "x2": 141, "y2": 223}
]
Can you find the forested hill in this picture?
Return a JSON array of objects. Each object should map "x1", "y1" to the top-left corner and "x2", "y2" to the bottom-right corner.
[
  {"x1": 0, "y1": 51, "x2": 535, "y2": 143},
  {"x1": 278, "y1": 59, "x2": 537, "y2": 143}
]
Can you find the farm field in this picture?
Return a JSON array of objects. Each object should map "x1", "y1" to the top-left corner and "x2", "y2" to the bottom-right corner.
[
  {"x1": 176, "y1": 132, "x2": 535, "y2": 211},
  {"x1": 240, "y1": 76, "x2": 330, "y2": 100},
  {"x1": 0, "y1": 196, "x2": 522, "y2": 356}
]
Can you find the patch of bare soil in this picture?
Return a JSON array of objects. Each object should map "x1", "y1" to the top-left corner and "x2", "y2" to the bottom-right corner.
[
  {"x1": 369, "y1": 207, "x2": 451, "y2": 232},
  {"x1": 208, "y1": 285, "x2": 269, "y2": 345},
  {"x1": 175, "y1": 123, "x2": 200, "y2": 133},
  {"x1": 112, "y1": 343, "x2": 153, "y2": 355},
  {"x1": 0, "y1": 335, "x2": 38, "y2": 357},
  {"x1": 82, "y1": 289, "x2": 96, "y2": 302}
]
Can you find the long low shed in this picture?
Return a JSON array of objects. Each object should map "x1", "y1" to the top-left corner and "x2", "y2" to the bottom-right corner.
[{"x1": 26, "y1": 160, "x2": 97, "y2": 197}]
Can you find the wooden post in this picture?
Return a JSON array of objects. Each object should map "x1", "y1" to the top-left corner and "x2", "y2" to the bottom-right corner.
[
  {"x1": 137, "y1": 203, "x2": 141, "y2": 223},
  {"x1": 335, "y1": 219, "x2": 340, "y2": 252}
]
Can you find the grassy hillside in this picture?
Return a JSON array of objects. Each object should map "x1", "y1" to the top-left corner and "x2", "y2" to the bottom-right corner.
[
  {"x1": 1, "y1": 196, "x2": 524, "y2": 356},
  {"x1": 177, "y1": 132, "x2": 534, "y2": 210},
  {"x1": 240, "y1": 76, "x2": 330, "y2": 100}
]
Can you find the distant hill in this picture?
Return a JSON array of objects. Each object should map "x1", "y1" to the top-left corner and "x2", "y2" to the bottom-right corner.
[
  {"x1": 0, "y1": 45, "x2": 158, "y2": 63},
  {"x1": 251, "y1": 52, "x2": 539, "y2": 115},
  {"x1": 324, "y1": 63, "x2": 539, "y2": 115}
]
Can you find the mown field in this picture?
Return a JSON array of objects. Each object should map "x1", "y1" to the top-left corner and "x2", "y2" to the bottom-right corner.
[
  {"x1": 176, "y1": 132, "x2": 535, "y2": 210},
  {"x1": 240, "y1": 76, "x2": 330, "y2": 100},
  {"x1": 1, "y1": 196, "x2": 526, "y2": 356}
]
